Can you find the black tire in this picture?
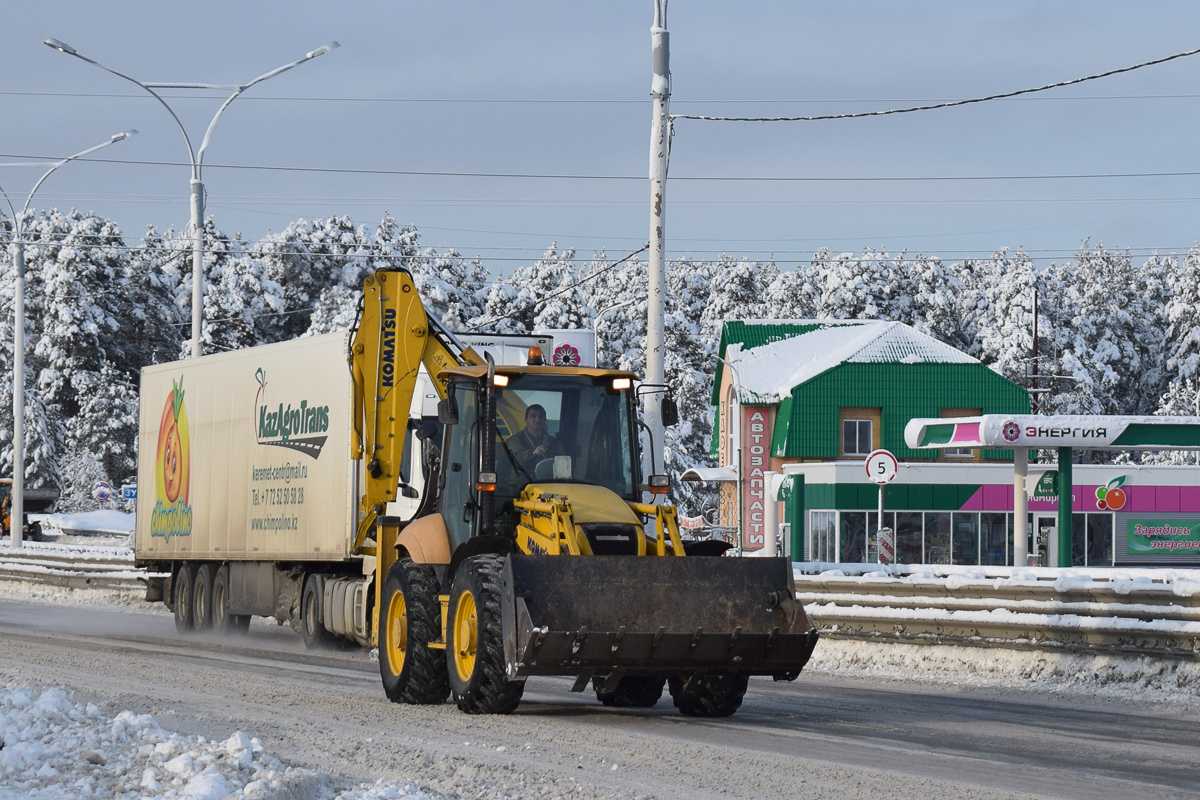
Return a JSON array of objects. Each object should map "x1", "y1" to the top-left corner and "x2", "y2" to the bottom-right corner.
[
  {"x1": 379, "y1": 558, "x2": 450, "y2": 705},
  {"x1": 593, "y1": 675, "x2": 666, "y2": 708},
  {"x1": 301, "y1": 575, "x2": 338, "y2": 650},
  {"x1": 446, "y1": 555, "x2": 524, "y2": 714},
  {"x1": 173, "y1": 564, "x2": 195, "y2": 633},
  {"x1": 192, "y1": 564, "x2": 216, "y2": 631},
  {"x1": 212, "y1": 565, "x2": 251, "y2": 635},
  {"x1": 668, "y1": 674, "x2": 749, "y2": 718}
]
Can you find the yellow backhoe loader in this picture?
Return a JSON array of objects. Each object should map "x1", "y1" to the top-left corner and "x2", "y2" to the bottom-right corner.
[{"x1": 352, "y1": 268, "x2": 818, "y2": 715}]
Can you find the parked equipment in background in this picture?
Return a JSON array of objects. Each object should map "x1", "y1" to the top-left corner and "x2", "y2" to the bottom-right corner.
[{"x1": 0, "y1": 480, "x2": 58, "y2": 542}]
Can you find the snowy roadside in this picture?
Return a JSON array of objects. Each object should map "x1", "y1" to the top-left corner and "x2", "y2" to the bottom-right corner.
[{"x1": 0, "y1": 685, "x2": 447, "y2": 800}]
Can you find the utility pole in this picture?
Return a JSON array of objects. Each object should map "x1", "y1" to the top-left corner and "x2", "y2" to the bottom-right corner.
[{"x1": 645, "y1": 0, "x2": 670, "y2": 477}]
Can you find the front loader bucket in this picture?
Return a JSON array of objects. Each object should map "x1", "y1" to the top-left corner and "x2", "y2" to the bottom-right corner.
[{"x1": 500, "y1": 555, "x2": 818, "y2": 680}]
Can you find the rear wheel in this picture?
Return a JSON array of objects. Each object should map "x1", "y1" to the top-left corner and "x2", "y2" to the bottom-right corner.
[
  {"x1": 212, "y1": 565, "x2": 250, "y2": 635},
  {"x1": 593, "y1": 676, "x2": 666, "y2": 707},
  {"x1": 668, "y1": 674, "x2": 749, "y2": 718},
  {"x1": 446, "y1": 555, "x2": 524, "y2": 714},
  {"x1": 301, "y1": 575, "x2": 338, "y2": 650},
  {"x1": 379, "y1": 558, "x2": 449, "y2": 704},
  {"x1": 192, "y1": 564, "x2": 216, "y2": 631},
  {"x1": 173, "y1": 564, "x2": 195, "y2": 633}
]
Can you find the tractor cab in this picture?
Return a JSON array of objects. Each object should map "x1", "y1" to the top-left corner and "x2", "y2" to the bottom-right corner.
[{"x1": 435, "y1": 365, "x2": 643, "y2": 548}]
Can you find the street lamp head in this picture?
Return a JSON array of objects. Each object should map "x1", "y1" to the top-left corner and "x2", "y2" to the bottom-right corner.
[
  {"x1": 112, "y1": 129, "x2": 138, "y2": 142},
  {"x1": 44, "y1": 38, "x2": 77, "y2": 55},
  {"x1": 306, "y1": 41, "x2": 340, "y2": 59}
]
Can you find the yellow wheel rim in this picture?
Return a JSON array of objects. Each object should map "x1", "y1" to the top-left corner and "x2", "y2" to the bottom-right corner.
[
  {"x1": 453, "y1": 589, "x2": 479, "y2": 682},
  {"x1": 385, "y1": 590, "x2": 408, "y2": 677}
]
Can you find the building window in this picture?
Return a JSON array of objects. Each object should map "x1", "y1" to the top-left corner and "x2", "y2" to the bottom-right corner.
[{"x1": 842, "y1": 419, "x2": 872, "y2": 456}]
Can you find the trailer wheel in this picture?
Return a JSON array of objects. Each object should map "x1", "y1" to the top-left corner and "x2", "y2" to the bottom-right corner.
[
  {"x1": 173, "y1": 564, "x2": 195, "y2": 633},
  {"x1": 593, "y1": 676, "x2": 666, "y2": 708},
  {"x1": 301, "y1": 575, "x2": 338, "y2": 650},
  {"x1": 446, "y1": 555, "x2": 524, "y2": 714},
  {"x1": 193, "y1": 564, "x2": 216, "y2": 631},
  {"x1": 668, "y1": 674, "x2": 749, "y2": 718},
  {"x1": 379, "y1": 558, "x2": 450, "y2": 705},
  {"x1": 212, "y1": 565, "x2": 250, "y2": 635}
]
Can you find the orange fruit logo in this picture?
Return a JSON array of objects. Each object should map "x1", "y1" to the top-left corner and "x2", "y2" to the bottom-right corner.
[
  {"x1": 151, "y1": 378, "x2": 193, "y2": 541},
  {"x1": 1095, "y1": 476, "x2": 1126, "y2": 511}
]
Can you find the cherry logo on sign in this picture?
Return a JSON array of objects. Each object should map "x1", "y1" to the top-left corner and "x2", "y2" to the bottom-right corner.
[{"x1": 553, "y1": 343, "x2": 581, "y2": 366}]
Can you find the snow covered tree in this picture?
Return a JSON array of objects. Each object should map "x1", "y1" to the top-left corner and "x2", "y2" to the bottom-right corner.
[
  {"x1": 122, "y1": 225, "x2": 186, "y2": 373},
  {"x1": 1162, "y1": 248, "x2": 1200, "y2": 385},
  {"x1": 958, "y1": 248, "x2": 1036, "y2": 384},
  {"x1": 662, "y1": 257, "x2": 719, "y2": 515},
  {"x1": 701, "y1": 256, "x2": 772, "y2": 346},
  {"x1": 762, "y1": 258, "x2": 817, "y2": 320},
  {"x1": 254, "y1": 216, "x2": 368, "y2": 343},
  {"x1": 32, "y1": 210, "x2": 126, "y2": 420},
  {"x1": 1042, "y1": 243, "x2": 1164, "y2": 421}
]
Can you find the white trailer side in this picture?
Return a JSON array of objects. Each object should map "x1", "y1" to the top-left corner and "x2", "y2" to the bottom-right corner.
[{"x1": 135, "y1": 332, "x2": 356, "y2": 563}]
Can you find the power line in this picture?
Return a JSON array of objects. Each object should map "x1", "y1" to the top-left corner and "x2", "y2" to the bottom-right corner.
[
  {"x1": 5, "y1": 152, "x2": 1200, "y2": 183},
  {"x1": 8, "y1": 90, "x2": 1200, "y2": 104},
  {"x1": 466, "y1": 243, "x2": 649, "y2": 331},
  {"x1": 671, "y1": 45, "x2": 1200, "y2": 123}
]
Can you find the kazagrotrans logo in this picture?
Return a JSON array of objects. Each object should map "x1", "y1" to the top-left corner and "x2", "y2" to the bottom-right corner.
[
  {"x1": 553, "y1": 343, "x2": 581, "y2": 366},
  {"x1": 1002, "y1": 421, "x2": 1021, "y2": 443},
  {"x1": 151, "y1": 377, "x2": 193, "y2": 542},
  {"x1": 253, "y1": 368, "x2": 331, "y2": 460}
]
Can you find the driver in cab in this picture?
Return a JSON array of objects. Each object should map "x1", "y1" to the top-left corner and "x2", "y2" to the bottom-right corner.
[{"x1": 508, "y1": 404, "x2": 566, "y2": 478}]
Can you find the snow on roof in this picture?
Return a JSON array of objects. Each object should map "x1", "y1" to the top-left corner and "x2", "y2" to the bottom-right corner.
[{"x1": 722, "y1": 320, "x2": 978, "y2": 403}]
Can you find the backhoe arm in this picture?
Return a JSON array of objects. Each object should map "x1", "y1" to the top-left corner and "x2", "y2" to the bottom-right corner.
[{"x1": 349, "y1": 268, "x2": 482, "y2": 552}]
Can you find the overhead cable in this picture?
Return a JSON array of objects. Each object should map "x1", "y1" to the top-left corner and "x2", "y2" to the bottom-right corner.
[{"x1": 671, "y1": 45, "x2": 1200, "y2": 123}]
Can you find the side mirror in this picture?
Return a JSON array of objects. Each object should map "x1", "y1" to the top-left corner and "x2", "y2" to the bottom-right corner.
[
  {"x1": 437, "y1": 396, "x2": 459, "y2": 425},
  {"x1": 661, "y1": 396, "x2": 679, "y2": 427},
  {"x1": 398, "y1": 483, "x2": 420, "y2": 499}
]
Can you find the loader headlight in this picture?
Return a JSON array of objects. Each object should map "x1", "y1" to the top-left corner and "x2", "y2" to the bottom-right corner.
[{"x1": 648, "y1": 474, "x2": 669, "y2": 495}]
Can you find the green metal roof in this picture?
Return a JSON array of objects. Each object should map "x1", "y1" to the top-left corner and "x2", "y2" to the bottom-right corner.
[{"x1": 712, "y1": 320, "x2": 855, "y2": 405}]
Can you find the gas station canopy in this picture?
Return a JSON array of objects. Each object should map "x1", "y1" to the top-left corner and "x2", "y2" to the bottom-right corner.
[
  {"x1": 905, "y1": 415, "x2": 1200, "y2": 451},
  {"x1": 905, "y1": 414, "x2": 1200, "y2": 568}
]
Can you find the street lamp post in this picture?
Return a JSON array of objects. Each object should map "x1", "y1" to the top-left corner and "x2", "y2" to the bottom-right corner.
[
  {"x1": 45, "y1": 39, "x2": 339, "y2": 358},
  {"x1": 1, "y1": 130, "x2": 137, "y2": 548}
]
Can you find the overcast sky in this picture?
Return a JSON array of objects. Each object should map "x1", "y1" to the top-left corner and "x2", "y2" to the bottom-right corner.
[{"x1": 5, "y1": 1, "x2": 1200, "y2": 274}]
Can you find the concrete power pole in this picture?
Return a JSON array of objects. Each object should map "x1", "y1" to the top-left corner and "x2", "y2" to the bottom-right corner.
[{"x1": 645, "y1": 0, "x2": 670, "y2": 477}]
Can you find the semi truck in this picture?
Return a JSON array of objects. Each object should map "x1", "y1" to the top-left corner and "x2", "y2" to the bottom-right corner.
[{"x1": 135, "y1": 267, "x2": 818, "y2": 716}]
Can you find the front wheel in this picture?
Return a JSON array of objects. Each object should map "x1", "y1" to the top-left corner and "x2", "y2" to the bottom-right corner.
[
  {"x1": 668, "y1": 674, "x2": 749, "y2": 718},
  {"x1": 446, "y1": 555, "x2": 524, "y2": 714},
  {"x1": 379, "y1": 558, "x2": 450, "y2": 705}
]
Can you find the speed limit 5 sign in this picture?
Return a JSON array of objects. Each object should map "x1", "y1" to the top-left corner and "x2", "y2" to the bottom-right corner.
[{"x1": 865, "y1": 449, "x2": 898, "y2": 484}]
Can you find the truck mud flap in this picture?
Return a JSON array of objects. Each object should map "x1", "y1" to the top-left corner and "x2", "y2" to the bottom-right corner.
[{"x1": 500, "y1": 555, "x2": 819, "y2": 679}]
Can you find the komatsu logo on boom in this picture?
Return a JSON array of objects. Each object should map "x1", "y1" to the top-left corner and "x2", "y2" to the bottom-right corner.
[{"x1": 381, "y1": 308, "x2": 397, "y2": 388}]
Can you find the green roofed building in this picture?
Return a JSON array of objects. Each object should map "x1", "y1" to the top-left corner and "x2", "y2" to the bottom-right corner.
[{"x1": 703, "y1": 320, "x2": 1031, "y2": 554}]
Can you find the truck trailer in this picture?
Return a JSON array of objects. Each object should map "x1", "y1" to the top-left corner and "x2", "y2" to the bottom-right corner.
[{"x1": 136, "y1": 267, "x2": 818, "y2": 716}]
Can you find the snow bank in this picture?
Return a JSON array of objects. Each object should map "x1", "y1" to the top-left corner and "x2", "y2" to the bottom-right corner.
[
  {"x1": 808, "y1": 638, "x2": 1200, "y2": 707},
  {"x1": 28, "y1": 510, "x2": 135, "y2": 535},
  {"x1": 0, "y1": 685, "x2": 440, "y2": 800}
]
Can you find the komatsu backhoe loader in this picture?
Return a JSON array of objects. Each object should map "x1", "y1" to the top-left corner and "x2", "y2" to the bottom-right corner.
[{"x1": 352, "y1": 268, "x2": 818, "y2": 716}]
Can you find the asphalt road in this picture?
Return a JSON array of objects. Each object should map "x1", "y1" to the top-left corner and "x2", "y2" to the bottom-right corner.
[{"x1": 0, "y1": 597, "x2": 1194, "y2": 800}]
